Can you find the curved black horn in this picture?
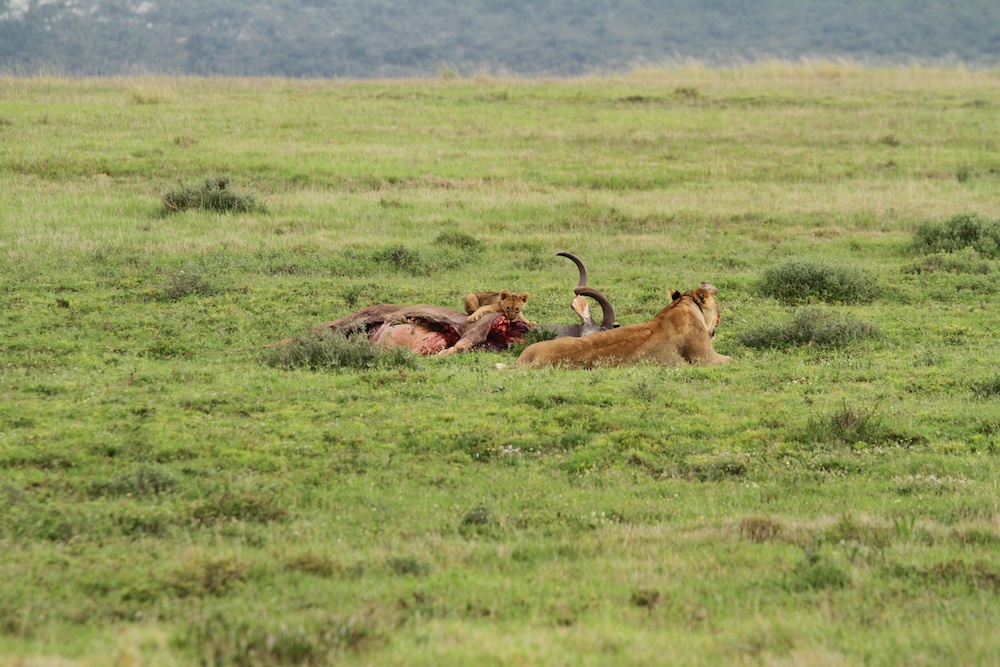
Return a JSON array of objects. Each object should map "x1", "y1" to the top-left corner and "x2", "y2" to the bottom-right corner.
[
  {"x1": 556, "y1": 251, "x2": 587, "y2": 288},
  {"x1": 574, "y1": 286, "x2": 617, "y2": 330}
]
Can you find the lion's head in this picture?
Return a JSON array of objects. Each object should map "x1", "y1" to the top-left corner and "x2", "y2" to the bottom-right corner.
[
  {"x1": 668, "y1": 283, "x2": 722, "y2": 336},
  {"x1": 497, "y1": 289, "x2": 528, "y2": 322},
  {"x1": 692, "y1": 282, "x2": 721, "y2": 336}
]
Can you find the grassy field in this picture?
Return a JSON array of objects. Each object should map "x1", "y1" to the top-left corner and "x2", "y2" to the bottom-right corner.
[{"x1": 1, "y1": 64, "x2": 1000, "y2": 666}]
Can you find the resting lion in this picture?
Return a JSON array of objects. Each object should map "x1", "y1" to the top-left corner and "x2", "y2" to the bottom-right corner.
[
  {"x1": 464, "y1": 289, "x2": 535, "y2": 326},
  {"x1": 516, "y1": 282, "x2": 732, "y2": 368}
]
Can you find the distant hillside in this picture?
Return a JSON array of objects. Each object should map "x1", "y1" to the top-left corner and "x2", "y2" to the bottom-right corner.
[{"x1": 2, "y1": 0, "x2": 999, "y2": 77}]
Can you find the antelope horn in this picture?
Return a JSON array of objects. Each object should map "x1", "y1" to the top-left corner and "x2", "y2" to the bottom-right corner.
[
  {"x1": 574, "y1": 286, "x2": 617, "y2": 330},
  {"x1": 556, "y1": 251, "x2": 588, "y2": 288}
]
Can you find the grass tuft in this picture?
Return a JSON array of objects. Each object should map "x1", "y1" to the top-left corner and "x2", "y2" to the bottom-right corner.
[
  {"x1": 170, "y1": 555, "x2": 249, "y2": 598},
  {"x1": 912, "y1": 213, "x2": 1000, "y2": 258},
  {"x1": 162, "y1": 268, "x2": 218, "y2": 300},
  {"x1": 789, "y1": 552, "x2": 850, "y2": 591},
  {"x1": 261, "y1": 329, "x2": 416, "y2": 372},
  {"x1": 434, "y1": 230, "x2": 484, "y2": 251},
  {"x1": 89, "y1": 464, "x2": 178, "y2": 498},
  {"x1": 459, "y1": 505, "x2": 496, "y2": 537},
  {"x1": 191, "y1": 492, "x2": 287, "y2": 526},
  {"x1": 739, "y1": 307, "x2": 878, "y2": 349},
  {"x1": 971, "y1": 375, "x2": 1000, "y2": 399},
  {"x1": 507, "y1": 326, "x2": 558, "y2": 356},
  {"x1": 759, "y1": 259, "x2": 878, "y2": 303},
  {"x1": 801, "y1": 402, "x2": 900, "y2": 447},
  {"x1": 178, "y1": 609, "x2": 386, "y2": 662},
  {"x1": 163, "y1": 177, "x2": 265, "y2": 214},
  {"x1": 740, "y1": 516, "x2": 784, "y2": 543}
]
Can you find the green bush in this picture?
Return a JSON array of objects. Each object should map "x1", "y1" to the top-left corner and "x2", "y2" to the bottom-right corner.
[
  {"x1": 903, "y1": 247, "x2": 994, "y2": 275},
  {"x1": 912, "y1": 213, "x2": 1000, "y2": 258},
  {"x1": 336, "y1": 245, "x2": 435, "y2": 277},
  {"x1": 163, "y1": 268, "x2": 218, "y2": 300},
  {"x1": 759, "y1": 259, "x2": 877, "y2": 303},
  {"x1": 434, "y1": 231, "x2": 484, "y2": 252},
  {"x1": 739, "y1": 307, "x2": 878, "y2": 349},
  {"x1": 260, "y1": 328, "x2": 415, "y2": 371},
  {"x1": 163, "y1": 177, "x2": 265, "y2": 214}
]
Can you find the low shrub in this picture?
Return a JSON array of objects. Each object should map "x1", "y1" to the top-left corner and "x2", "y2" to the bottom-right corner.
[
  {"x1": 434, "y1": 231, "x2": 484, "y2": 252},
  {"x1": 759, "y1": 259, "x2": 878, "y2": 303},
  {"x1": 912, "y1": 213, "x2": 1000, "y2": 258},
  {"x1": 804, "y1": 402, "x2": 885, "y2": 445},
  {"x1": 163, "y1": 177, "x2": 265, "y2": 214},
  {"x1": 163, "y1": 268, "x2": 218, "y2": 300},
  {"x1": 260, "y1": 328, "x2": 415, "y2": 372},
  {"x1": 336, "y1": 245, "x2": 434, "y2": 277},
  {"x1": 739, "y1": 307, "x2": 878, "y2": 349},
  {"x1": 903, "y1": 247, "x2": 994, "y2": 275}
]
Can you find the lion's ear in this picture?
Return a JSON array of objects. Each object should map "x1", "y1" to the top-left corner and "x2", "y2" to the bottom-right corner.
[
  {"x1": 499, "y1": 289, "x2": 511, "y2": 299},
  {"x1": 519, "y1": 292, "x2": 529, "y2": 302}
]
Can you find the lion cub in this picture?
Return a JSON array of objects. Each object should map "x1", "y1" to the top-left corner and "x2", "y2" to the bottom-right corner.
[{"x1": 464, "y1": 290, "x2": 535, "y2": 326}]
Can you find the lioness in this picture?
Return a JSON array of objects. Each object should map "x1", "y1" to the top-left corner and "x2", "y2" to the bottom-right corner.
[
  {"x1": 516, "y1": 283, "x2": 732, "y2": 368},
  {"x1": 465, "y1": 290, "x2": 535, "y2": 326}
]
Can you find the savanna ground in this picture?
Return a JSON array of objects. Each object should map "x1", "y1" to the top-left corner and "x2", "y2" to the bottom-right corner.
[{"x1": 1, "y1": 63, "x2": 999, "y2": 666}]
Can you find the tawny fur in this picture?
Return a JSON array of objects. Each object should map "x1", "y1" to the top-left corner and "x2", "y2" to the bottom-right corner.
[
  {"x1": 464, "y1": 289, "x2": 535, "y2": 326},
  {"x1": 516, "y1": 284, "x2": 732, "y2": 368}
]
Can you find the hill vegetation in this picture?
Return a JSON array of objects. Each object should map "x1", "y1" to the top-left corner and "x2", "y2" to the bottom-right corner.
[{"x1": 2, "y1": 0, "x2": 1000, "y2": 76}]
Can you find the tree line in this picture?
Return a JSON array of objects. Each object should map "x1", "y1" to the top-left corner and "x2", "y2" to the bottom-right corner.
[{"x1": 2, "y1": 0, "x2": 998, "y2": 77}]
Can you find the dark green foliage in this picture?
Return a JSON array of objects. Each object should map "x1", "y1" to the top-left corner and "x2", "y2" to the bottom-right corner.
[
  {"x1": 191, "y1": 492, "x2": 288, "y2": 526},
  {"x1": 903, "y1": 247, "x2": 994, "y2": 275},
  {"x1": 89, "y1": 464, "x2": 178, "y2": 498},
  {"x1": 170, "y1": 556, "x2": 249, "y2": 597},
  {"x1": 260, "y1": 329, "x2": 415, "y2": 372},
  {"x1": 370, "y1": 245, "x2": 425, "y2": 272},
  {"x1": 826, "y1": 513, "x2": 892, "y2": 550},
  {"x1": 890, "y1": 560, "x2": 1000, "y2": 592},
  {"x1": 679, "y1": 455, "x2": 749, "y2": 482},
  {"x1": 434, "y1": 231, "x2": 484, "y2": 252},
  {"x1": 336, "y1": 245, "x2": 437, "y2": 277},
  {"x1": 740, "y1": 517, "x2": 783, "y2": 543},
  {"x1": 912, "y1": 213, "x2": 1000, "y2": 258},
  {"x1": 177, "y1": 610, "x2": 385, "y2": 664},
  {"x1": 163, "y1": 177, "x2": 264, "y2": 214},
  {"x1": 789, "y1": 552, "x2": 850, "y2": 591},
  {"x1": 459, "y1": 505, "x2": 496, "y2": 538},
  {"x1": 162, "y1": 268, "x2": 218, "y2": 300},
  {"x1": 801, "y1": 402, "x2": 897, "y2": 446},
  {"x1": 630, "y1": 589, "x2": 661, "y2": 609},
  {"x1": 759, "y1": 259, "x2": 878, "y2": 303},
  {"x1": 387, "y1": 556, "x2": 431, "y2": 576},
  {"x1": 739, "y1": 307, "x2": 878, "y2": 349},
  {"x1": 507, "y1": 326, "x2": 558, "y2": 356},
  {"x1": 5, "y1": 1, "x2": 1000, "y2": 77},
  {"x1": 971, "y1": 375, "x2": 1000, "y2": 399}
]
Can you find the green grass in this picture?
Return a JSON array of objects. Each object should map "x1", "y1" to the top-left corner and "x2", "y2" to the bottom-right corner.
[{"x1": 1, "y1": 65, "x2": 1000, "y2": 666}]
